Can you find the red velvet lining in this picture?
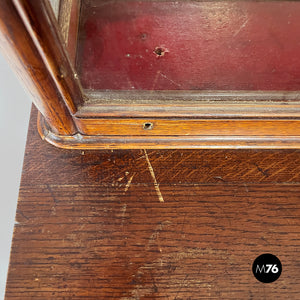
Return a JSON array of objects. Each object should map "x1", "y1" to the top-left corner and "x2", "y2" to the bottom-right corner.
[{"x1": 77, "y1": 1, "x2": 300, "y2": 91}]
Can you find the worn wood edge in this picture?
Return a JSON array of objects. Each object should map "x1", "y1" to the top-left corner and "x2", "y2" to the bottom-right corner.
[
  {"x1": 77, "y1": 90, "x2": 300, "y2": 118},
  {"x1": 85, "y1": 90, "x2": 300, "y2": 103},
  {"x1": 0, "y1": 0, "x2": 77, "y2": 135},
  {"x1": 12, "y1": 0, "x2": 84, "y2": 113},
  {"x1": 38, "y1": 113, "x2": 300, "y2": 149},
  {"x1": 58, "y1": 0, "x2": 81, "y2": 65},
  {"x1": 76, "y1": 102, "x2": 300, "y2": 118},
  {"x1": 58, "y1": 0, "x2": 72, "y2": 44}
]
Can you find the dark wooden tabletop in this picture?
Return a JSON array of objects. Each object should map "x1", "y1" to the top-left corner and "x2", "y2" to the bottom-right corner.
[{"x1": 5, "y1": 107, "x2": 300, "y2": 299}]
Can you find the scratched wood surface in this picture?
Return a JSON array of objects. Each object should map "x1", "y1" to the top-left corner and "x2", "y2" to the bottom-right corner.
[{"x1": 5, "y1": 107, "x2": 300, "y2": 299}]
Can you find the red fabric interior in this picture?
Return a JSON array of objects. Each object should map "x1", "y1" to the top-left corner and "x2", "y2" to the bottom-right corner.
[{"x1": 77, "y1": 1, "x2": 300, "y2": 91}]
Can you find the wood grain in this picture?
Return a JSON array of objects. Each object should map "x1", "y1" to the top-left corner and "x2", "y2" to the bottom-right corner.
[
  {"x1": 74, "y1": 118, "x2": 300, "y2": 136},
  {"x1": 0, "y1": 0, "x2": 77, "y2": 135},
  {"x1": 2, "y1": 1, "x2": 300, "y2": 148},
  {"x1": 5, "y1": 108, "x2": 300, "y2": 299},
  {"x1": 58, "y1": 0, "x2": 81, "y2": 65},
  {"x1": 13, "y1": 0, "x2": 84, "y2": 112}
]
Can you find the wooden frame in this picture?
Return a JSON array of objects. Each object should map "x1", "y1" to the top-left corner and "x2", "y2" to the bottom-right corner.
[{"x1": 1, "y1": 0, "x2": 300, "y2": 149}]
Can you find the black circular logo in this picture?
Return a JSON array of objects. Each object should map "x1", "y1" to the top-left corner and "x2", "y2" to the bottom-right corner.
[{"x1": 252, "y1": 253, "x2": 282, "y2": 283}]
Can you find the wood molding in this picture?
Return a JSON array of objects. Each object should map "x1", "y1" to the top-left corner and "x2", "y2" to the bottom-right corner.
[
  {"x1": 38, "y1": 113, "x2": 300, "y2": 149},
  {"x1": 12, "y1": 0, "x2": 84, "y2": 112},
  {"x1": 58, "y1": 0, "x2": 81, "y2": 65},
  {"x1": 2, "y1": 0, "x2": 300, "y2": 149},
  {"x1": 0, "y1": 0, "x2": 77, "y2": 135}
]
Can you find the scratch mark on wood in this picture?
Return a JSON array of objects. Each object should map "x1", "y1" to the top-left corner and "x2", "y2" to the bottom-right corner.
[
  {"x1": 125, "y1": 247, "x2": 229, "y2": 299},
  {"x1": 253, "y1": 163, "x2": 269, "y2": 177},
  {"x1": 150, "y1": 270, "x2": 158, "y2": 293},
  {"x1": 174, "y1": 274, "x2": 189, "y2": 300},
  {"x1": 243, "y1": 183, "x2": 249, "y2": 192},
  {"x1": 47, "y1": 184, "x2": 59, "y2": 203},
  {"x1": 146, "y1": 221, "x2": 171, "y2": 250},
  {"x1": 121, "y1": 203, "x2": 127, "y2": 226},
  {"x1": 261, "y1": 236, "x2": 269, "y2": 245},
  {"x1": 144, "y1": 150, "x2": 164, "y2": 203},
  {"x1": 214, "y1": 176, "x2": 226, "y2": 182},
  {"x1": 124, "y1": 173, "x2": 135, "y2": 193},
  {"x1": 16, "y1": 209, "x2": 29, "y2": 220},
  {"x1": 121, "y1": 204, "x2": 127, "y2": 217},
  {"x1": 136, "y1": 155, "x2": 145, "y2": 161},
  {"x1": 181, "y1": 213, "x2": 187, "y2": 237}
]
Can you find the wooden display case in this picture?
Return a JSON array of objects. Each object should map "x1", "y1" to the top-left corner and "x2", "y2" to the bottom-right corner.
[{"x1": 1, "y1": 0, "x2": 300, "y2": 149}]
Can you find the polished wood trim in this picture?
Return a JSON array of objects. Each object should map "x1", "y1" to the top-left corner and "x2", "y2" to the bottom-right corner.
[
  {"x1": 12, "y1": 0, "x2": 84, "y2": 113},
  {"x1": 0, "y1": 0, "x2": 77, "y2": 135},
  {"x1": 74, "y1": 118, "x2": 300, "y2": 136},
  {"x1": 58, "y1": 0, "x2": 81, "y2": 66},
  {"x1": 39, "y1": 113, "x2": 300, "y2": 149}
]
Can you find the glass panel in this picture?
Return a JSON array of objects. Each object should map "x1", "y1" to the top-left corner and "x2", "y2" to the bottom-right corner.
[
  {"x1": 62, "y1": 1, "x2": 300, "y2": 92},
  {"x1": 49, "y1": 0, "x2": 60, "y2": 19}
]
